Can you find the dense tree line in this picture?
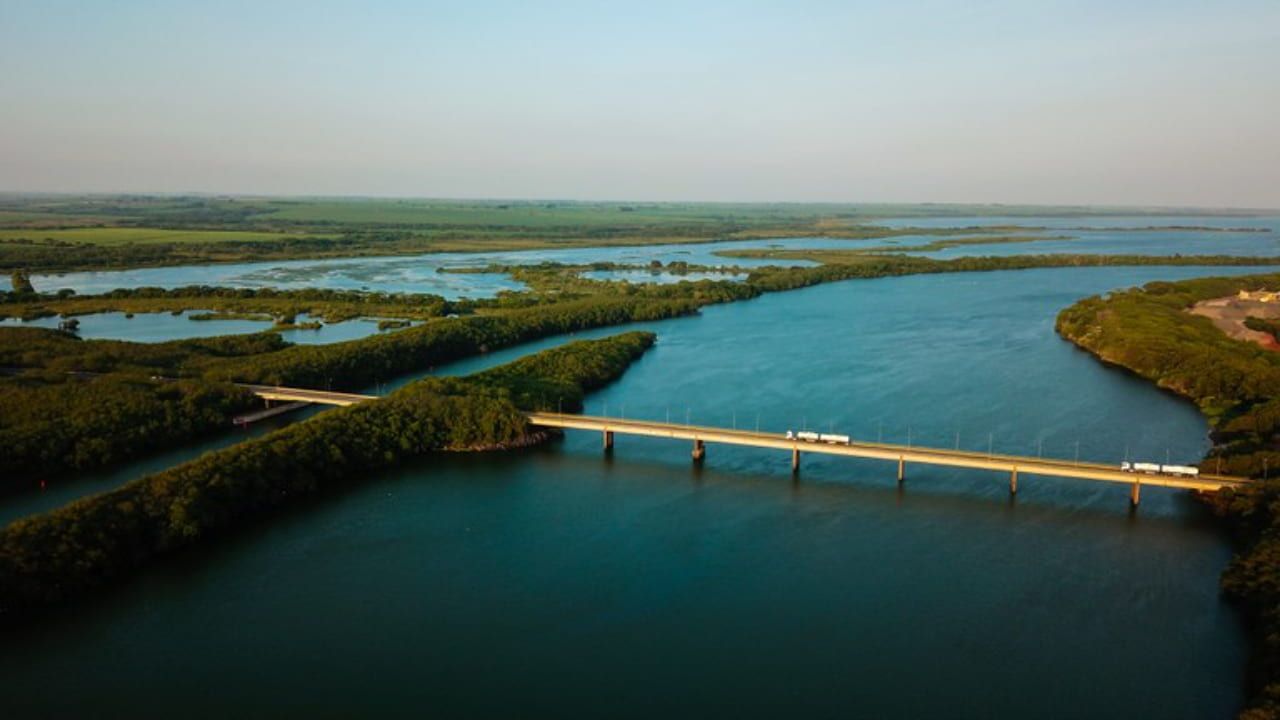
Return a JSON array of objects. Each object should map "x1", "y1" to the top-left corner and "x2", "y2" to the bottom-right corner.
[
  {"x1": 1, "y1": 285, "x2": 457, "y2": 322},
  {"x1": 0, "y1": 295, "x2": 696, "y2": 388},
  {"x1": 1056, "y1": 272, "x2": 1280, "y2": 719},
  {"x1": 469, "y1": 331, "x2": 655, "y2": 411},
  {"x1": 200, "y1": 298, "x2": 691, "y2": 389},
  {"x1": 0, "y1": 326, "x2": 290, "y2": 376},
  {"x1": 1245, "y1": 316, "x2": 1280, "y2": 343},
  {"x1": 0, "y1": 332, "x2": 655, "y2": 616},
  {"x1": 0, "y1": 375, "x2": 256, "y2": 491}
]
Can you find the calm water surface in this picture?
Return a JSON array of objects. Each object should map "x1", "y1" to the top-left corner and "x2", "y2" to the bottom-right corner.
[
  {"x1": 0, "y1": 264, "x2": 1258, "y2": 719},
  {"x1": 883, "y1": 214, "x2": 1280, "y2": 258}
]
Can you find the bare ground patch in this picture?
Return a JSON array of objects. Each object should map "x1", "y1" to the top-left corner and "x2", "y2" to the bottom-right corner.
[{"x1": 1188, "y1": 295, "x2": 1280, "y2": 350}]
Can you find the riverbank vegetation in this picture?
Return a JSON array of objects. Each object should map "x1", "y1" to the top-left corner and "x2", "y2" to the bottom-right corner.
[
  {"x1": 0, "y1": 331, "x2": 655, "y2": 616},
  {"x1": 0, "y1": 286, "x2": 459, "y2": 322},
  {"x1": 0, "y1": 375, "x2": 256, "y2": 493},
  {"x1": 1056, "y1": 272, "x2": 1280, "y2": 719}
]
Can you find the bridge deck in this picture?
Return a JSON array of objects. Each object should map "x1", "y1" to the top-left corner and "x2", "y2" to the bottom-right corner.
[
  {"x1": 239, "y1": 384, "x2": 375, "y2": 407},
  {"x1": 526, "y1": 412, "x2": 1248, "y2": 492}
]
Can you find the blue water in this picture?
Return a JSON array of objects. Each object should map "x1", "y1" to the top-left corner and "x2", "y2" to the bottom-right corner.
[
  {"x1": 916, "y1": 227, "x2": 1280, "y2": 259},
  {"x1": 874, "y1": 214, "x2": 1280, "y2": 259}
]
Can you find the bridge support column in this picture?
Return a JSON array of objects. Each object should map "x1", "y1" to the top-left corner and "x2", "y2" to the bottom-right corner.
[
  {"x1": 791, "y1": 448, "x2": 800, "y2": 474},
  {"x1": 692, "y1": 439, "x2": 705, "y2": 463},
  {"x1": 603, "y1": 430, "x2": 614, "y2": 451},
  {"x1": 1130, "y1": 480, "x2": 1141, "y2": 509},
  {"x1": 1010, "y1": 468, "x2": 1018, "y2": 495},
  {"x1": 897, "y1": 457, "x2": 905, "y2": 483}
]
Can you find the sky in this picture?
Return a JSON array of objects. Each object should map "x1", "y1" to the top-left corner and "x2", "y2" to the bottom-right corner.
[{"x1": 2, "y1": 0, "x2": 1278, "y2": 208}]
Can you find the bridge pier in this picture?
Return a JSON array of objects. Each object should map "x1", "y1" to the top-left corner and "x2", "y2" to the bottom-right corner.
[
  {"x1": 897, "y1": 457, "x2": 905, "y2": 483},
  {"x1": 1010, "y1": 468, "x2": 1018, "y2": 495},
  {"x1": 603, "y1": 430, "x2": 614, "y2": 451},
  {"x1": 692, "y1": 439, "x2": 706, "y2": 463},
  {"x1": 791, "y1": 447, "x2": 800, "y2": 474},
  {"x1": 1130, "y1": 479, "x2": 1141, "y2": 508}
]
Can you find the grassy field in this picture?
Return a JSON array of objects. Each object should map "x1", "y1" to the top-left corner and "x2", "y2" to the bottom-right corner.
[
  {"x1": 0, "y1": 227, "x2": 321, "y2": 246},
  {"x1": 258, "y1": 198, "x2": 827, "y2": 226}
]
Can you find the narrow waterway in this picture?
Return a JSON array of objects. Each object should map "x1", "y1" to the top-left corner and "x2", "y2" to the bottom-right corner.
[{"x1": 0, "y1": 264, "x2": 1257, "y2": 718}]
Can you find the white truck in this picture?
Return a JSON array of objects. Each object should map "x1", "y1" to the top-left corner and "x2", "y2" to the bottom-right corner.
[
  {"x1": 1121, "y1": 461, "x2": 1200, "y2": 477},
  {"x1": 786, "y1": 430, "x2": 849, "y2": 445}
]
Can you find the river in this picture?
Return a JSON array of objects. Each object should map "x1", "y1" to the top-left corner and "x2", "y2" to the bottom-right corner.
[{"x1": 0, "y1": 262, "x2": 1257, "y2": 719}]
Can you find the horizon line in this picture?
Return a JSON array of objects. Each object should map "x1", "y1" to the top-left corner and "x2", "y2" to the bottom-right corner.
[{"x1": 0, "y1": 190, "x2": 1276, "y2": 215}]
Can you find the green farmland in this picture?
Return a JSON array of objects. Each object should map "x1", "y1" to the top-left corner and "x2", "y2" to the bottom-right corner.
[{"x1": 0, "y1": 227, "x2": 315, "y2": 246}]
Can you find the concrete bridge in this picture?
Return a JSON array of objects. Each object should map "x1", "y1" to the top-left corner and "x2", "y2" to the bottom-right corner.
[
  {"x1": 239, "y1": 384, "x2": 375, "y2": 407},
  {"x1": 234, "y1": 384, "x2": 1249, "y2": 506},
  {"x1": 524, "y1": 412, "x2": 1248, "y2": 506}
]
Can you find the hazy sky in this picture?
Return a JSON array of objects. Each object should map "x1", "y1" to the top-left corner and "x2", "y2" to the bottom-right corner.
[{"x1": 2, "y1": 0, "x2": 1278, "y2": 207}]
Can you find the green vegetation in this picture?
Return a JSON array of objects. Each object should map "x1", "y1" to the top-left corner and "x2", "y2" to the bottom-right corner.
[
  {"x1": 10, "y1": 269, "x2": 34, "y2": 294},
  {"x1": 0, "y1": 326, "x2": 291, "y2": 377},
  {"x1": 0, "y1": 286, "x2": 457, "y2": 323},
  {"x1": 0, "y1": 227, "x2": 312, "y2": 246},
  {"x1": 1244, "y1": 316, "x2": 1280, "y2": 343},
  {"x1": 468, "y1": 331, "x2": 656, "y2": 411},
  {"x1": 1055, "y1": 273, "x2": 1280, "y2": 719},
  {"x1": 187, "y1": 311, "x2": 276, "y2": 322},
  {"x1": 0, "y1": 331, "x2": 655, "y2": 615},
  {"x1": 0, "y1": 375, "x2": 256, "y2": 492},
  {"x1": 800, "y1": 234, "x2": 1073, "y2": 255}
]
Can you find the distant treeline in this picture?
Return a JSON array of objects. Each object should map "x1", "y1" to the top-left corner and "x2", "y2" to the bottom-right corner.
[{"x1": 1056, "y1": 272, "x2": 1280, "y2": 719}]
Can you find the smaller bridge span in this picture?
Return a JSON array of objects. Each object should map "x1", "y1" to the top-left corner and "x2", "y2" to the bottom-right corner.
[{"x1": 239, "y1": 384, "x2": 375, "y2": 407}]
